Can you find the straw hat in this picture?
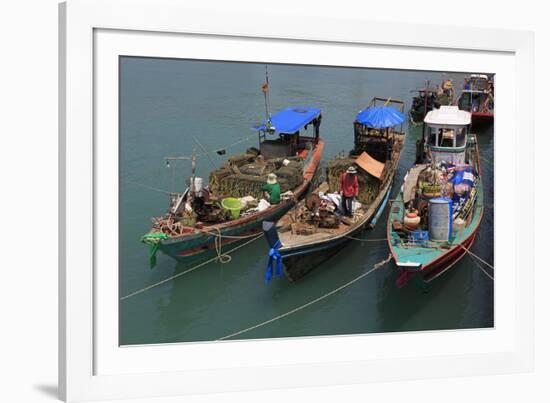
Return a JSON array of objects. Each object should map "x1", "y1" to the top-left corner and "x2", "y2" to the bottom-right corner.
[
  {"x1": 267, "y1": 173, "x2": 278, "y2": 184},
  {"x1": 346, "y1": 166, "x2": 357, "y2": 174}
]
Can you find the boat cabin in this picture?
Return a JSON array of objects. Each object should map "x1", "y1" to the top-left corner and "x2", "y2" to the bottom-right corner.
[
  {"x1": 465, "y1": 74, "x2": 490, "y2": 92},
  {"x1": 424, "y1": 106, "x2": 471, "y2": 166},
  {"x1": 458, "y1": 74, "x2": 494, "y2": 114},
  {"x1": 351, "y1": 97, "x2": 405, "y2": 163},
  {"x1": 254, "y1": 106, "x2": 322, "y2": 160}
]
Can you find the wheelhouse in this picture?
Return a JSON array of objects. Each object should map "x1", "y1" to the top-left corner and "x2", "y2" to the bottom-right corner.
[
  {"x1": 467, "y1": 74, "x2": 490, "y2": 91},
  {"x1": 424, "y1": 106, "x2": 471, "y2": 165},
  {"x1": 351, "y1": 97, "x2": 405, "y2": 163},
  {"x1": 253, "y1": 106, "x2": 322, "y2": 160}
]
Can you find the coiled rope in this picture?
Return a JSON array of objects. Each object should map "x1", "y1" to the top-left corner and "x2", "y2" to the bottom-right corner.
[
  {"x1": 212, "y1": 227, "x2": 232, "y2": 264},
  {"x1": 217, "y1": 254, "x2": 392, "y2": 341},
  {"x1": 120, "y1": 233, "x2": 263, "y2": 301}
]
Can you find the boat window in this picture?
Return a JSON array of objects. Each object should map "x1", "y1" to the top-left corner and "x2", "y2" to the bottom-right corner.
[
  {"x1": 428, "y1": 128, "x2": 437, "y2": 146},
  {"x1": 440, "y1": 128, "x2": 454, "y2": 147},
  {"x1": 455, "y1": 127, "x2": 467, "y2": 147}
]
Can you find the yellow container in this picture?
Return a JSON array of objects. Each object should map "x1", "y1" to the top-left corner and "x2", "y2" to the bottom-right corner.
[{"x1": 221, "y1": 197, "x2": 242, "y2": 219}]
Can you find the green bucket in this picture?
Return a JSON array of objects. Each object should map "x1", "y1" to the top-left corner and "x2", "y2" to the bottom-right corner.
[{"x1": 221, "y1": 197, "x2": 242, "y2": 219}]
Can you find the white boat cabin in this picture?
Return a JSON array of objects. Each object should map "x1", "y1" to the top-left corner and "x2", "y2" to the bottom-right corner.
[{"x1": 423, "y1": 106, "x2": 471, "y2": 166}]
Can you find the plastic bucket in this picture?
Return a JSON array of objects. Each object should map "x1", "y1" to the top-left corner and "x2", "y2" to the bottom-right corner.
[
  {"x1": 221, "y1": 197, "x2": 242, "y2": 219},
  {"x1": 190, "y1": 177, "x2": 203, "y2": 193}
]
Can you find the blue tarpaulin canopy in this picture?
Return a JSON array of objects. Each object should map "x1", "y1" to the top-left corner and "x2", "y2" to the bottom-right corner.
[
  {"x1": 254, "y1": 106, "x2": 321, "y2": 134},
  {"x1": 355, "y1": 106, "x2": 405, "y2": 129}
]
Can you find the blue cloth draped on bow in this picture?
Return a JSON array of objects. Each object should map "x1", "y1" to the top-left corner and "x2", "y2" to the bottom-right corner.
[{"x1": 265, "y1": 240, "x2": 283, "y2": 283}]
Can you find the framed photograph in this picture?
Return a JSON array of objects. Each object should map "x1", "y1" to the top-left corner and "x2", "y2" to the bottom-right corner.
[{"x1": 59, "y1": 0, "x2": 534, "y2": 401}]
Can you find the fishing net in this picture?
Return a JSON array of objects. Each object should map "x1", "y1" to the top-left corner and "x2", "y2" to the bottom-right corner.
[{"x1": 209, "y1": 155, "x2": 304, "y2": 199}]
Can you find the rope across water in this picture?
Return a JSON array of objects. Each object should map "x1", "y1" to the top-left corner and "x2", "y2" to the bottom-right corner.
[
  {"x1": 217, "y1": 254, "x2": 392, "y2": 340},
  {"x1": 121, "y1": 233, "x2": 263, "y2": 301}
]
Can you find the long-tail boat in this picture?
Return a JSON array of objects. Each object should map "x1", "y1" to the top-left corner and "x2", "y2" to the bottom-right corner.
[
  {"x1": 458, "y1": 74, "x2": 494, "y2": 127},
  {"x1": 387, "y1": 105, "x2": 483, "y2": 288},
  {"x1": 142, "y1": 106, "x2": 325, "y2": 267},
  {"x1": 262, "y1": 98, "x2": 406, "y2": 282}
]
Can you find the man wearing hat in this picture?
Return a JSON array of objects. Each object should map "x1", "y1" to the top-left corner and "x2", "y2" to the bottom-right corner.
[
  {"x1": 340, "y1": 165, "x2": 359, "y2": 217},
  {"x1": 262, "y1": 173, "x2": 281, "y2": 204}
]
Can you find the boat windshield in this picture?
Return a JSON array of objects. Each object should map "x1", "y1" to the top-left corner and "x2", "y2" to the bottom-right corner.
[{"x1": 428, "y1": 127, "x2": 467, "y2": 149}]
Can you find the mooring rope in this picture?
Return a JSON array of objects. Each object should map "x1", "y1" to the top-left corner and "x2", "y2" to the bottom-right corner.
[
  {"x1": 457, "y1": 243, "x2": 494, "y2": 270},
  {"x1": 123, "y1": 179, "x2": 173, "y2": 195},
  {"x1": 468, "y1": 255, "x2": 494, "y2": 280},
  {"x1": 120, "y1": 233, "x2": 263, "y2": 301},
  {"x1": 166, "y1": 132, "x2": 258, "y2": 161},
  {"x1": 344, "y1": 235, "x2": 387, "y2": 242},
  {"x1": 217, "y1": 254, "x2": 392, "y2": 341}
]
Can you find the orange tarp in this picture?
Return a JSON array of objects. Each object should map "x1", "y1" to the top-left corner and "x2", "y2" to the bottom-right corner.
[{"x1": 355, "y1": 152, "x2": 384, "y2": 179}]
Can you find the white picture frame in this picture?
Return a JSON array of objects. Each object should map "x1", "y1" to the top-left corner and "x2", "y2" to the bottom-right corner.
[{"x1": 59, "y1": 0, "x2": 534, "y2": 401}]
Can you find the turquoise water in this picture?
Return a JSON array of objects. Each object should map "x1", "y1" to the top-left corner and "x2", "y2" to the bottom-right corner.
[{"x1": 119, "y1": 57, "x2": 494, "y2": 345}]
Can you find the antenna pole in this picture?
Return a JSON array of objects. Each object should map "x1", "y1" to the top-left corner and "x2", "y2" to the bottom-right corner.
[{"x1": 262, "y1": 65, "x2": 271, "y2": 124}]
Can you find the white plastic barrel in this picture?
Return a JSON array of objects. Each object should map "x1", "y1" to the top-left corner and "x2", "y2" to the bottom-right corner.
[{"x1": 428, "y1": 197, "x2": 453, "y2": 242}]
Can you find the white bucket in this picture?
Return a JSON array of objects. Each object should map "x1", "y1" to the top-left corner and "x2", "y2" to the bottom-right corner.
[{"x1": 190, "y1": 177, "x2": 203, "y2": 193}]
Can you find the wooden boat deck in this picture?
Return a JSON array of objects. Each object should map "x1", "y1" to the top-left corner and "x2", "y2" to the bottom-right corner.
[
  {"x1": 276, "y1": 132, "x2": 404, "y2": 250},
  {"x1": 278, "y1": 207, "x2": 368, "y2": 247}
]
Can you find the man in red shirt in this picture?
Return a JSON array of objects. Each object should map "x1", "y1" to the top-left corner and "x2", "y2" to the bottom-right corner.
[{"x1": 340, "y1": 166, "x2": 359, "y2": 217}]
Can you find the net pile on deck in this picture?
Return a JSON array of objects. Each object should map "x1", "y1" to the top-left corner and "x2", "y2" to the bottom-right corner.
[
  {"x1": 326, "y1": 158, "x2": 382, "y2": 205},
  {"x1": 209, "y1": 151, "x2": 304, "y2": 199}
]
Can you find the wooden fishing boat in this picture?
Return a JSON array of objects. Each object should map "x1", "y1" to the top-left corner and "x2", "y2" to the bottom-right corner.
[
  {"x1": 458, "y1": 74, "x2": 494, "y2": 127},
  {"x1": 142, "y1": 105, "x2": 325, "y2": 267},
  {"x1": 409, "y1": 79, "x2": 454, "y2": 125},
  {"x1": 262, "y1": 98, "x2": 406, "y2": 282},
  {"x1": 387, "y1": 105, "x2": 484, "y2": 288}
]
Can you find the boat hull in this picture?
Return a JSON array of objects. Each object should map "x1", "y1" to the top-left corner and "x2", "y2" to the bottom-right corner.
[
  {"x1": 471, "y1": 112, "x2": 494, "y2": 127},
  {"x1": 159, "y1": 201, "x2": 300, "y2": 265},
  {"x1": 269, "y1": 177, "x2": 393, "y2": 282},
  {"x1": 157, "y1": 140, "x2": 325, "y2": 265},
  {"x1": 387, "y1": 136, "x2": 484, "y2": 288}
]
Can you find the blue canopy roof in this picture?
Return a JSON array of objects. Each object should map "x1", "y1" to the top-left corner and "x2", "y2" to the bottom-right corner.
[
  {"x1": 355, "y1": 106, "x2": 405, "y2": 129},
  {"x1": 254, "y1": 106, "x2": 321, "y2": 134}
]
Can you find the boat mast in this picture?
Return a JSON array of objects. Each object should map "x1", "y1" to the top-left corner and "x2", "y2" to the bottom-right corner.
[
  {"x1": 259, "y1": 65, "x2": 273, "y2": 148},
  {"x1": 263, "y1": 65, "x2": 272, "y2": 124},
  {"x1": 164, "y1": 151, "x2": 197, "y2": 197}
]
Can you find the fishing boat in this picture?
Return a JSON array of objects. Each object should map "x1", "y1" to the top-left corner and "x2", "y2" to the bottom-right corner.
[
  {"x1": 387, "y1": 105, "x2": 483, "y2": 288},
  {"x1": 262, "y1": 98, "x2": 406, "y2": 282},
  {"x1": 142, "y1": 105, "x2": 325, "y2": 267},
  {"x1": 458, "y1": 74, "x2": 494, "y2": 126},
  {"x1": 409, "y1": 79, "x2": 454, "y2": 125}
]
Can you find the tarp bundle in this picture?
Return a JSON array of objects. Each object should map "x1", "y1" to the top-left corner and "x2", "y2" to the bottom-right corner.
[
  {"x1": 254, "y1": 106, "x2": 321, "y2": 134},
  {"x1": 326, "y1": 158, "x2": 381, "y2": 205},
  {"x1": 355, "y1": 106, "x2": 405, "y2": 129}
]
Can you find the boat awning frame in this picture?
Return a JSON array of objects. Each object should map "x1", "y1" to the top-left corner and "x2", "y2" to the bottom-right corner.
[{"x1": 253, "y1": 106, "x2": 322, "y2": 135}]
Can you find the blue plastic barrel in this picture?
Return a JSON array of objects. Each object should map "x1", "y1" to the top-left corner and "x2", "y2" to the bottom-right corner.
[{"x1": 428, "y1": 197, "x2": 453, "y2": 242}]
